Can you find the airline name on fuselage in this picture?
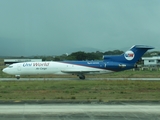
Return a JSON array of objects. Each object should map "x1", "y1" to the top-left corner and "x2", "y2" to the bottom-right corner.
[{"x1": 23, "y1": 62, "x2": 50, "y2": 67}]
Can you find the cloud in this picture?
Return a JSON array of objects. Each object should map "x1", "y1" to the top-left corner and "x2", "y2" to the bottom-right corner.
[{"x1": 0, "y1": 0, "x2": 160, "y2": 56}]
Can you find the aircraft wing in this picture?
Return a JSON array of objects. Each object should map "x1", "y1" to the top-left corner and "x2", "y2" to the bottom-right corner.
[{"x1": 61, "y1": 70, "x2": 100, "y2": 74}]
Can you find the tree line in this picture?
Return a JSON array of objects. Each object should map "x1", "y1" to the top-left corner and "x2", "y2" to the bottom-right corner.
[{"x1": 32, "y1": 50, "x2": 160, "y2": 61}]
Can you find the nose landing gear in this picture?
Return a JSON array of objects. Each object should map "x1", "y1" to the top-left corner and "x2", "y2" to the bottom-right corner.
[
  {"x1": 77, "y1": 74, "x2": 85, "y2": 80},
  {"x1": 15, "y1": 75, "x2": 20, "y2": 79}
]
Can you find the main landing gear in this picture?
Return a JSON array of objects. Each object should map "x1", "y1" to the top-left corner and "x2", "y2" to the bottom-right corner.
[
  {"x1": 77, "y1": 74, "x2": 85, "y2": 80},
  {"x1": 15, "y1": 75, "x2": 20, "y2": 79}
]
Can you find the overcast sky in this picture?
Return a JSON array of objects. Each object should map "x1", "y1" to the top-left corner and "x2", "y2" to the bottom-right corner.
[{"x1": 0, "y1": 0, "x2": 160, "y2": 56}]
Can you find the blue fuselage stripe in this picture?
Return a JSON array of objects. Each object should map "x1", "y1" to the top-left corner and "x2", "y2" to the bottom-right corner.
[{"x1": 59, "y1": 61, "x2": 118, "y2": 72}]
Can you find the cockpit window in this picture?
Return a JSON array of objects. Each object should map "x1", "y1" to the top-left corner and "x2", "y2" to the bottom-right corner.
[{"x1": 8, "y1": 66, "x2": 13, "y2": 68}]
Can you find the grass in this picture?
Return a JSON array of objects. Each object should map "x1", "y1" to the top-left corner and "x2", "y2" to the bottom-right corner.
[
  {"x1": 0, "y1": 80, "x2": 160, "y2": 102},
  {"x1": 0, "y1": 58, "x2": 160, "y2": 102}
]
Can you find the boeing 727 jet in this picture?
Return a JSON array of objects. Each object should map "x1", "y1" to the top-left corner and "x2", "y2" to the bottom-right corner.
[{"x1": 2, "y1": 45, "x2": 154, "y2": 79}]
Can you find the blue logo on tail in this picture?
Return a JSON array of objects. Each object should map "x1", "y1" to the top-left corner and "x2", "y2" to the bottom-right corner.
[{"x1": 124, "y1": 51, "x2": 135, "y2": 60}]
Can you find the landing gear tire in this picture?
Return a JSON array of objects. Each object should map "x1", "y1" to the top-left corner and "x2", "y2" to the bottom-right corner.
[
  {"x1": 78, "y1": 75, "x2": 85, "y2": 80},
  {"x1": 15, "y1": 75, "x2": 20, "y2": 79}
]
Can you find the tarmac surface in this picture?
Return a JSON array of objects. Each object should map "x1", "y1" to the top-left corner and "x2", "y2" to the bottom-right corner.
[
  {"x1": 0, "y1": 102, "x2": 160, "y2": 120},
  {"x1": 0, "y1": 77, "x2": 160, "y2": 81},
  {"x1": 0, "y1": 78, "x2": 160, "y2": 119}
]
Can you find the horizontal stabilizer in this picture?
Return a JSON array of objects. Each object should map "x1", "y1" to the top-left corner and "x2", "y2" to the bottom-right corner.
[{"x1": 131, "y1": 45, "x2": 154, "y2": 49}]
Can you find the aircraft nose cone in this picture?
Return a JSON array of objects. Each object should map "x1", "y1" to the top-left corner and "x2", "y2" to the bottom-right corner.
[
  {"x1": 2, "y1": 68, "x2": 5, "y2": 72},
  {"x1": 2, "y1": 68, "x2": 7, "y2": 73}
]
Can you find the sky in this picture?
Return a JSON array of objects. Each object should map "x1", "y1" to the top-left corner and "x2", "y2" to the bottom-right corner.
[{"x1": 0, "y1": 0, "x2": 160, "y2": 56}]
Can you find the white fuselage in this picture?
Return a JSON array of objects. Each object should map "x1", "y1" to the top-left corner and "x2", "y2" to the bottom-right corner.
[{"x1": 3, "y1": 61, "x2": 112, "y2": 76}]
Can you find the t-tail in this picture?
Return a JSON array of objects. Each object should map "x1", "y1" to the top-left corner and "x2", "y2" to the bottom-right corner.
[{"x1": 103, "y1": 45, "x2": 154, "y2": 70}]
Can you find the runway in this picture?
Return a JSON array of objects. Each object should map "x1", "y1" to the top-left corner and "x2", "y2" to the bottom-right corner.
[
  {"x1": 0, "y1": 103, "x2": 160, "y2": 120},
  {"x1": 0, "y1": 77, "x2": 160, "y2": 81},
  {"x1": 0, "y1": 78, "x2": 160, "y2": 119}
]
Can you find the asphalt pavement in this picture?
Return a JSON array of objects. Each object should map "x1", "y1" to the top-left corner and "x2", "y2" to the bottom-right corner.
[
  {"x1": 0, "y1": 77, "x2": 160, "y2": 81},
  {"x1": 0, "y1": 102, "x2": 160, "y2": 120}
]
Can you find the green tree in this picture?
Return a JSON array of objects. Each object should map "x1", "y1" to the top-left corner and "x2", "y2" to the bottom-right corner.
[
  {"x1": 104, "y1": 50, "x2": 123, "y2": 55},
  {"x1": 69, "y1": 51, "x2": 87, "y2": 60}
]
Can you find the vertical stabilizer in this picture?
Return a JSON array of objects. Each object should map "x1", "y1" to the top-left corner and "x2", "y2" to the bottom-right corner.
[
  {"x1": 124, "y1": 45, "x2": 154, "y2": 64},
  {"x1": 103, "y1": 45, "x2": 154, "y2": 64}
]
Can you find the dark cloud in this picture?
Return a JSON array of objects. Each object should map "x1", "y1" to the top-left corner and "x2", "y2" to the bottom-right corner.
[{"x1": 0, "y1": 0, "x2": 160, "y2": 56}]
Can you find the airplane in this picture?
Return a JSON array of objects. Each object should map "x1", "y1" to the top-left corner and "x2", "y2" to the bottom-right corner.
[{"x1": 2, "y1": 45, "x2": 154, "y2": 79}]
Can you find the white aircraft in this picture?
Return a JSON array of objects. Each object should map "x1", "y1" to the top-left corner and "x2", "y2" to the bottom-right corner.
[{"x1": 2, "y1": 45, "x2": 154, "y2": 79}]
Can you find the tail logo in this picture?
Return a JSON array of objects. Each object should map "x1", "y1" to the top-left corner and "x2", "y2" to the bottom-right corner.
[{"x1": 124, "y1": 50, "x2": 134, "y2": 60}]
